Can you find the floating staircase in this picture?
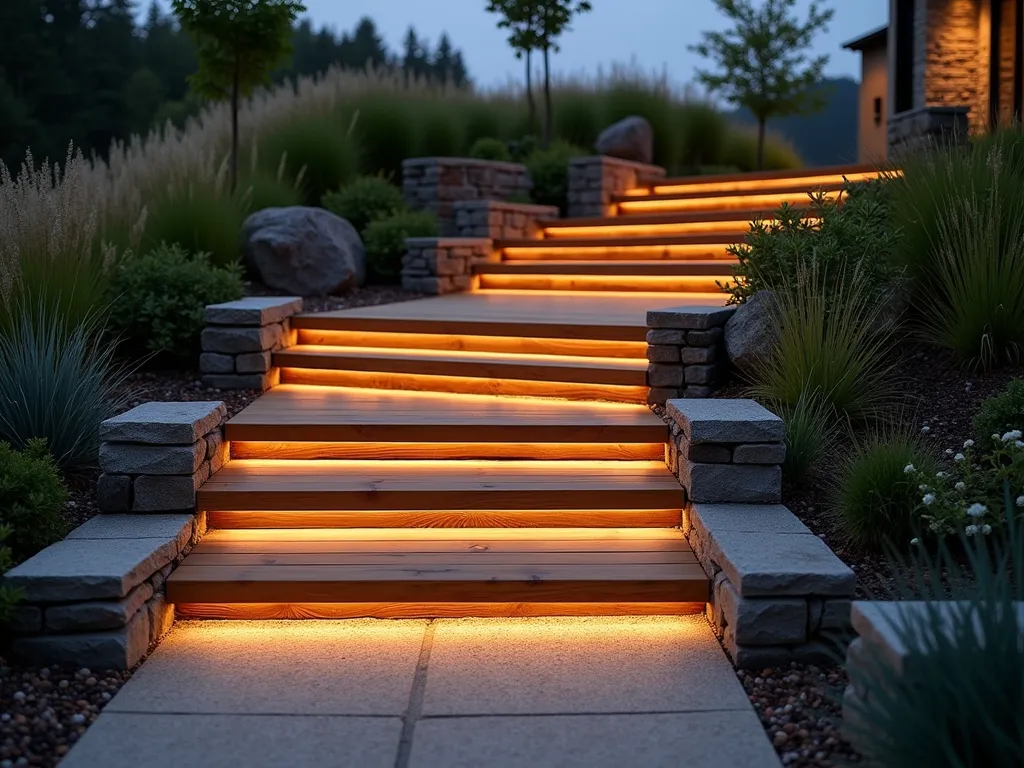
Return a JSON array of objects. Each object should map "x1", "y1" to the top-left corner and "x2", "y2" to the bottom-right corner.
[{"x1": 168, "y1": 163, "x2": 881, "y2": 618}]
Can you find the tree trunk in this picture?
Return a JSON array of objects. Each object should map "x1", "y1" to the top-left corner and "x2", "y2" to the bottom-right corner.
[
  {"x1": 756, "y1": 116, "x2": 766, "y2": 172},
  {"x1": 230, "y1": 60, "x2": 240, "y2": 193},
  {"x1": 543, "y1": 44, "x2": 552, "y2": 148},
  {"x1": 525, "y1": 49, "x2": 536, "y2": 134}
]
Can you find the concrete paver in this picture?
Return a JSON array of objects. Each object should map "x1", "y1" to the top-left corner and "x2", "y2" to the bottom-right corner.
[
  {"x1": 410, "y1": 710, "x2": 781, "y2": 768},
  {"x1": 61, "y1": 713, "x2": 402, "y2": 768},
  {"x1": 423, "y1": 615, "x2": 751, "y2": 715}
]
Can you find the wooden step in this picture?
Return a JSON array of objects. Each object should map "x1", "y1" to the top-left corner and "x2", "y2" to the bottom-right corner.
[
  {"x1": 497, "y1": 234, "x2": 744, "y2": 265},
  {"x1": 226, "y1": 384, "x2": 666, "y2": 460},
  {"x1": 198, "y1": 459, "x2": 683, "y2": 514},
  {"x1": 614, "y1": 186, "x2": 842, "y2": 215},
  {"x1": 166, "y1": 527, "x2": 709, "y2": 610},
  {"x1": 475, "y1": 260, "x2": 734, "y2": 293},
  {"x1": 633, "y1": 163, "x2": 881, "y2": 195},
  {"x1": 538, "y1": 209, "x2": 799, "y2": 239},
  {"x1": 496, "y1": 234, "x2": 744, "y2": 250}
]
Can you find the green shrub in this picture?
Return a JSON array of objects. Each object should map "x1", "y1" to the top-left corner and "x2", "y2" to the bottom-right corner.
[
  {"x1": 417, "y1": 108, "x2": 463, "y2": 158},
  {"x1": 238, "y1": 170, "x2": 304, "y2": 213},
  {"x1": 469, "y1": 137, "x2": 512, "y2": 162},
  {"x1": 722, "y1": 126, "x2": 803, "y2": 171},
  {"x1": 525, "y1": 140, "x2": 587, "y2": 214},
  {"x1": 676, "y1": 103, "x2": 728, "y2": 172},
  {"x1": 889, "y1": 131, "x2": 1024, "y2": 370},
  {"x1": 0, "y1": 525, "x2": 22, "y2": 621},
  {"x1": 321, "y1": 176, "x2": 406, "y2": 236},
  {"x1": 846, "y1": 499, "x2": 1024, "y2": 766},
  {"x1": 144, "y1": 182, "x2": 246, "y2": 268},
  {"x1": 554, "y1": 90, "x2": 601, "y2": 149},
  {"x1": 508, "y1": 134, "x2": 539, "y2": 163},
  {"x1": 726, "y1": 180, "x2": 901, "y2": 304},
  {"x1": 0, "y1": 438, "x2": 69, "y2": 563},
  {"x1": 748, "y1": 263, "x2": 899, "y2": 424},
  {"x1": 832, "y1": 429, "x2": 936, "y2": 551},
  {"x1": 462, "y1": 102, "x2": 506, "y2": 146},
  {"x1": 772, "y1": 388, "x2": 839, "y2": 485},
  {"x1": 0, "y1": 305, "x2": 131, "y2": 472},
  {"x1": 109, "y1": 244, "x2": 244, "y2": 364},
  {"x1": 257, "y1": 116, "x2": 358, "y2": 206},
  {"x1": 351, "y1": 99, "x2": 416, "y2": 178},
  {"x1": 363, "y1": 211, "x2": 439, "y2": 284},
  {"x1": 974, "y1": 379, "x2": 1024, "y2": 442}
]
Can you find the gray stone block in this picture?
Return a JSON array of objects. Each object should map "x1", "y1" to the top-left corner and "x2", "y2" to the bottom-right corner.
[
  {"x1": 679, "y1": 461, "x2": 782, "y2": 504},
  {"x1": 684, "y1": 363, "x2": 725, "y2": 385},
  {"x1": 646, "y1": 387, "x2": 679, "y2": 406},
  {"x1": 732, "y1": 443, "x2": 787, "y2": 465},
  {"x1": 679, "y1": 346, "x2": 717, "y2": 364},
  {"x1": 9, "y1": 606, "x2": 42, "y2": 634},
  {"x1": 205, "y1": 296, "x2": 302, "y2": 326},
  {"x1": 717, "y1": 578, "x2": 808, "y2": 645},
  {"x1": 683, "y1": 385, "x2": 715, "y2": 398},
  {"x1": 207, "y1": 431, "x2": 228, "y2": 473},
  {"x1": 147, "y1": 593, "x2": 175, "y2": 644},
  {"x1": 46, "y1": 582, "x2": 153, "y2": 632},
  {"x1": 199, "y1": 353, "x2": 234, "y2": 374},
  {"x1": 646, "y1": 305, "x2": 735, "y2": 330},
  {"x1": 708, "y1": 529, "x2": 856, "y2": 598},
  {"x1": 5, "y1": 537, "x2": 182, "y2": 602},
  {"x1": 646, "y1": 345, "x2": 680, "y2": 363},
  {"x1": 67, "y1": 514, "x2": 194, "y2": 545},
  {"x1": 647, "y1": 364, "x2": 683, "y2": 388},
  {"x1": 808, "y1": 598, "x2": 853, "y2": 635},
  {"x1": 645, "y1": 329, "x2": 687, "y2": 345},
  {"x1": 134, "y1": 473, "x2": 204, "y2": 512},
  {"x1": 667, "y1": 398, "x2": 785, "y2": 444},
  {"x1": 99, "y1": 441, "x2": 205, "y2": 476},
  {"x1": 100, "y1": 402, "x2": 226, "y2": 445},
  {"x1": 685, "y1": 503, "x2": 811, "y2": 536},
  {"x1": 235, "y1": 350, "x2": 273, "y2": 373},
  {"x1": 13, "y1": 607, "x2": 150, "y2": 671},
  {"x1": 687, "y1": 444, "x2": 731, "y2": 464},
  {"x1": 201, "y1": 324, "x2": 284, "y2": 354},
  {"x1": 202, "y1": 373, "x2": 274, "y2": 391},
  {"x1": 687, "y1": 328, "x2": 723, "y2": 346},
  {"x1": 96, "y1": 474, "x2": 132, "y2": 513},
  {"x1": 722, "y1": 626, "x2": 792, "y2": 669}
]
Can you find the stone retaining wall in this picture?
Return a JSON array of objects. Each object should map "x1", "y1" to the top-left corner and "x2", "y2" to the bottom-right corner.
[
  {"x1": 4, "y1": 401, "x2": 226, "y2": 669},
  {"x1": 403, "y1": 158, "x2": 532, "y2": 236},
  {"x1": 97, "y1": 402, "x2": 228, "y2": 514},
  {"x1": 646, "y1": 305, "x2": 735, "y2": 405},
  {"x1": 200, "y1": 297, "x2": 302, "y2": 391},
  {"x1": 567, "y1": 156, "x2": 667, "y2": 218},
  {"x1": 667, "y1": 398, "x2": 856, "y2": 668},
  {"x1": 401, "y1": 237, "x2": 496, "y2": 295},
  {"x1": 6, "y1": 514, "x2": 202, "y2": 670},
  {"x1": 887, "y1": 106, "x2": 970, "y2": 156},
  {"x1": 454, "y1": 200, "x2": 559, "y2": 240}
]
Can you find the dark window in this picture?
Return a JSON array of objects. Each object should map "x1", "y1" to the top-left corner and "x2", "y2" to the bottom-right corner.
[{"x1": 894, "y1": 0, "x2": 915, "y2": 113}]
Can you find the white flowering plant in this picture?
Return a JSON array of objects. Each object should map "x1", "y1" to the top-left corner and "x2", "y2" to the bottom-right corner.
[{"x1": 907, "y1": 430, "x2": 1024, "y2": 539}]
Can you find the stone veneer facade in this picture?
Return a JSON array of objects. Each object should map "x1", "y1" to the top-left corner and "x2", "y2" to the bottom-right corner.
[
  {"x1": 567, "y1": 156, "x2": 666, "y2": 218},
  {"x1": 645, "y1": 306, "x2": 734, "y2": 406},
  {"x1": 401, "y1": 238, "x2": 496, "y2": 295},
  {"x1": 5, "y1": 402, "x2": 227, "y2": 670},
  {"x1": 200, "y1": 297, "x2": 303, "y2": 391},
  {"x1": 453, "y1": 200, "x2": 559, "y2": 240},
  {"x1": 403, "y1": 158, "x2": 532, "y2": 236}
]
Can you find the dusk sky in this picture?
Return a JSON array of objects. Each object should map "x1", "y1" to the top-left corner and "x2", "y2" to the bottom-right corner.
[{"x1": 154, "y1": 0, "x2": 889, "y2": 89}]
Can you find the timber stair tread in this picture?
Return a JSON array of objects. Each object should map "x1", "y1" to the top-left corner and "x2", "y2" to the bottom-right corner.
[
  {"x1": 474, "y1": 260, "x2": 736, "y2": 276},
  {"x1": 641, "y1": 163, "x2": 879, "y2": 190},
  {"x1": 197, "y1": 459, "x2": 683, "y2": 511},
  {"x1": 613, "y1": 181, "x2": 844, "y2": 205},
  {"x1": 496, "y1": 233, "x2": 746, "y2": 249},
  {"x1": 165, "y1": 527, "x2": 709, "y2": 604},
  {"x1": 224, "y1": 384, "x2": 667, "y2": 443},
  {"x1": 536, "y1": 208, "x2": 806, "y2": 229}
]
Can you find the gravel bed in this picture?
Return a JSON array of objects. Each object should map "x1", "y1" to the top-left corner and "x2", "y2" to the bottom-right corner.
[
  {"x1": 0, "y1": 660, "x2": 133, "y2": 767},
  {"x1": 244, "y1": 282, "x2": 425, "y2": 313}
]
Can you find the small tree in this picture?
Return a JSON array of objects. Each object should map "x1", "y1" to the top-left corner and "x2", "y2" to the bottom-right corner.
[
  {"x1": 171, "y1": 0, "x2": 305, "y2": 192},
  {"x1": 690, "y1": 0, "x2": 833, "y2": 170},
  {"x1": 487, "y1": 0, "x2": 541, "y2": 134}
]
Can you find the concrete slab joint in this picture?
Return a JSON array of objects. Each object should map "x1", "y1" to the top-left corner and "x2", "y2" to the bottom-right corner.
[
  {"x1": 684, "y1": 502, "x2": 856, "y2": 669},
  {"x1": 200, "y1": 296, "x2": 303, "y2": 391},
  {"x1": 645, "y1": 307, "x2": 735, "y2": 405},
  {"x1": 4, "y1": 513, "x2": 203, "y2": 670},
  {"x1": 401, "y1": 237, "x2": 496, "y2": 296}
]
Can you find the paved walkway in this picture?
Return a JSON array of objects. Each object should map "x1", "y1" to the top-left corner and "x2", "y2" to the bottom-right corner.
[{"x1": 61, "y1": 616, "x2": 780, "y2": 768}]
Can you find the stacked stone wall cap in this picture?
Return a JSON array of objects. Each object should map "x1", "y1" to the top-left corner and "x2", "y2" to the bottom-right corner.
[
  {"x1": 668, "y1": 398, "x2": 785, "y2": 444},
  {"x1": 205, "y1": 296, "x2": 303, "y2": 326},
  {"x1": 100, "y1": 402, "x2": 226, "y2": 445},
  {"x1": 647, "y1": 305, "x2": 736, "y2": 330}
]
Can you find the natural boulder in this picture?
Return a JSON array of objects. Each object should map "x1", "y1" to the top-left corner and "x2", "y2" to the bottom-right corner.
[
  {"x1": 725, "y1": 290, "x2": 777, "y2": 375},
  {"x1": 595, "y1": 116, "x2": 655, "y2": 164},
  {"x1": 242, "y1": 207, "x2": 365, "y2": 296}
]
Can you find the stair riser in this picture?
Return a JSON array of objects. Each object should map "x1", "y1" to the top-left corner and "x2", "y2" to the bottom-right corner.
[
  {"x1": 642, "y1": 170, "x2": 880, "y2": 196},
  {"x1": 174, "y1": 602, "x2": 704, "y2": 619},
  {"x1": 617, "y1": 190, "x2": 840, "y2": 215},
  {"x1": 477, "y1": 274, "x2": 730, "y2": 293},
  {"x1": 295, "y1": 329, "x2": 647, "y2": 359},
  {"x1": 501, "y1": 245, "x2": 735, "y2": 262},
  {"x1": 229, "y1": 441, "x2": 665, "y2": 462},
  {"x1": 541, "y1": 220, "x2": 757, "y2": 238},
  {"x1": 207, "y1": 509, "x2": 683, "y2": 529}
]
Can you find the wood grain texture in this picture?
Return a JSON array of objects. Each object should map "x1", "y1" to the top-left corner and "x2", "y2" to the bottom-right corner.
[
  {"x1": 474, "y1": 260, "x2": 737, "y2": 276},
  {"x1": 174, "y1": 602, "x2": 706, "y2": 619},
  {"x1": 228, "y1": 441, "x2": 664, "y2": 461},
  {"x1": 198, "y1": 459, "x2": 684, "y2": 511}
]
